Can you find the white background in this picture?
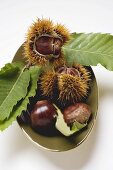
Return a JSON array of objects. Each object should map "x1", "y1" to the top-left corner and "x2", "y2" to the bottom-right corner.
[{"x1": 0, "y1": 0, "x2": 113, "y2": 170}]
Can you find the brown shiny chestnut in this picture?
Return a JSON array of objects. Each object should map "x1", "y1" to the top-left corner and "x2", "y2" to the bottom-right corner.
[
  {"x1": 63, "y1": 103, "x2": 91, "y2": 124},
  {"x1": 30, "y1": 100, "x2": 57, "y2": 130}
]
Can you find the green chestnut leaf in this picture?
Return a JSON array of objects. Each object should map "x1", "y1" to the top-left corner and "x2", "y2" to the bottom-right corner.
[
  {"x1": 0, "y1": 62, "x2": 24, "y2": 77},
  {"x1": 0, "y1": 62, "x2": 30, "y2": 121},
  {"x1": 0, "y1": 66, "x2": 42, "y2": 131},
  {"x1": 62, "y1": 33, "x2": 113, "y2": 71}
]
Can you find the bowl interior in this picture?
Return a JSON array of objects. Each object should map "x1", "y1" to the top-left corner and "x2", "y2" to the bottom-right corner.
[{"x1": 13, "y1": 45, "x2": 98, "y2": 152}]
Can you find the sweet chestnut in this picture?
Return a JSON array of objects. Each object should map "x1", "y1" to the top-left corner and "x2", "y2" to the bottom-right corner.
[
  {"x1": 57, "y1": 66, "x2": 80, "y2": 76},
  {"x1": 35, "y1": 35, "x2": 63, "y2": 57},
  {"x1": 63, "y1": 103, "x2": 91, "y2": 124},
  {"x1": 30, "y1": 100, "x2": 57, "y2": 130}
]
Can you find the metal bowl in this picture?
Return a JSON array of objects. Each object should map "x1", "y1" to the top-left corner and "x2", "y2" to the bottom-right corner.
[{"x1": 13, "y1": 45, "x2": 98, "y2": 152}]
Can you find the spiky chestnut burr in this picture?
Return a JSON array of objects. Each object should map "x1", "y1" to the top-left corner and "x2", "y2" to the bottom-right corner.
[
  {"x1": 24, "y1": 18, "x2": 70, "y2": 66},
  {"x1": 73, "y1": 64, "x2": 91, "y2": 82},
  {"x1": 58, "y1": 65, "x2": 91, "y2": 104},
  {"x1": 40, "y1": 64, "x2": 91, "y2": 105},
  {"x1": 39, "y1": 70, "x2": 58, "y2": 98}
]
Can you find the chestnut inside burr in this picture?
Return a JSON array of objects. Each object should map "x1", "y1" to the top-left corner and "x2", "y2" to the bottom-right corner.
[
  {"x1": 57, "y1": 66, "x2": 80, "y2": 76},
  {"x1": 34, "y1": 35, "x2": 63, "y2": 57}
]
